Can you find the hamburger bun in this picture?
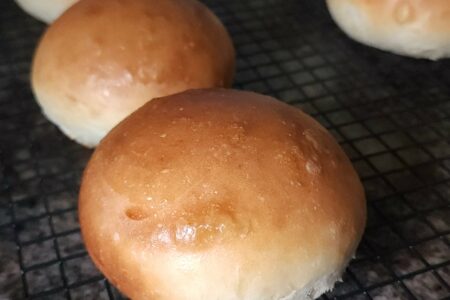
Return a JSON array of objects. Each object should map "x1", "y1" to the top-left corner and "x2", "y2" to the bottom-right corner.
[
  {"x1": 326, "y1": 0, "x2": 450, "y2": 60},
  {"x1": 15, "y1": 0, "x2": 78, "y2": 23},
  {"x1": 32, "y1": 0, "x2": 235, "y2": 147},
  {"x1": 79, "y1": 89, "x2": 366, "y2": 300}
]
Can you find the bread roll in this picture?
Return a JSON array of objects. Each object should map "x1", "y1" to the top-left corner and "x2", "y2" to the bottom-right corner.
[
  {"x1": 32, "y1": 0, "x2": 235, "y2": 147},
  {"x1": 326, "y1": 0, "x2": 450, "y2": 60},
  {"x1": 79, "y1": 89, "x2": 366, "y2": 300},
  {"x1": 15, "y1": 0, "x2": 78, "y2": 23}
]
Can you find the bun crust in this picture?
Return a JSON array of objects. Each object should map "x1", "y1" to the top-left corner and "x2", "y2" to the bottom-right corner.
[
  {"x1": 79, "y1": 89, "x2": 366, "y2": 300},
  {"x1": 32, "y1": 0, "x2": 235, "y2": 147},
  {"x1": 326, "y1": 0, "x2": 450, "y2": 60},
  {"x1": 15, "y1": 0, "x2": 78, "y2": 23}
]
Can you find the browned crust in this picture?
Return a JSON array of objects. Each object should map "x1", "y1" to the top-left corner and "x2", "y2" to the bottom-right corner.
[
  {"x1": 32, "y1": 0, "x2": 235, "y2": 146},
  {"x1": 79, "y1": 89, "x2": 366, "y2": 299}
]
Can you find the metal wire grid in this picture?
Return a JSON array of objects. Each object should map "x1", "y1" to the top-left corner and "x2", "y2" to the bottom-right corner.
[{"x1": 0, "y1": 0, "x2": 449, "y2": 299}]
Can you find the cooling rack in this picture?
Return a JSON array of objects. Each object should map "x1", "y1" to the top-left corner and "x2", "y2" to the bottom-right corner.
[{"x1": 0, "y1": 0, "x2": 449, "y2": 299}]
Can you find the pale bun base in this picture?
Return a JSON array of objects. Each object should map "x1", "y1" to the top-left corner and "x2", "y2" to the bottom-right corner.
[
  {"x1": 15, "y1": 0, "x2": 77, "y2": 23},
  {"x1": 326, "y1": 0, "x2": 450, "y2": 60},
  {"x1": 92, "y1": 241, "x2": 347, "y2": 300},
  {"x1": 34, "y1": 84, "x2": 163, "y2": 148},
  {"x1": 280, "y1": 271, "x2": 343, "y2": 300},
  {"x1": 79, "y1": 89, "x2": 366, "y2": 300}
]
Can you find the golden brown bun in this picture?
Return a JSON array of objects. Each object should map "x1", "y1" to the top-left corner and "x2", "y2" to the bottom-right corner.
[
  {"x1": 32, "y1": 0, "x2": 235, "y2": 147},
  {"x1": 326, "y1": 0, "x2": 450, "y2": 60},
  {"x1": 79, "y1": 89, "x2": 366, "y2": 300},
  {"x1": 15, "y1": 0, "x2": 78, "y2": 23}
]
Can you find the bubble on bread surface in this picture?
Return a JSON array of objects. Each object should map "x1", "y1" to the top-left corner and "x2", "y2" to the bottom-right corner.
[
  {"x1": 306, "y1": 160, "x2": 322, "y2": 175},
  {"x1": 151, "y1": 225, "x2": 172, "y2": 245},
  {"x1": 394, "y1": 1, "x2": 415, "y2": 25},
  {"x1": 303, "y1": 129, "x2": 320, "y2": 151},
  {"x1": 146, "y1": 199, "x2": 252, "y2": 250}
]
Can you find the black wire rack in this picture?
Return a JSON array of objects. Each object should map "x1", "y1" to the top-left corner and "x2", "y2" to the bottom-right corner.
[{"x1": 0, "y1": 0, "x2": 449, "y2": 299}]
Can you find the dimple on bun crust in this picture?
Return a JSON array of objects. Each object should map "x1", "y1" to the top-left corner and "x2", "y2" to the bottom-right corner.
[{"x1": 79, "y1": 89, "x2": 366, "y2": 300}]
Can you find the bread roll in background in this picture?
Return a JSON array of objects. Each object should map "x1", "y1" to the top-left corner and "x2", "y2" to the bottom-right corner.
[
  {"x1": 15, "y1": 0, "x2": 78, "y2": 23},
  {"x1": 326, "y1": 0, "x2": 450, "y2": 60},
  {"x1": 79, "y1": 89, "x2": 366, "y2": 300},
  {"x1": 32, "y1": 0, "x2": 235, "y2": 148}
]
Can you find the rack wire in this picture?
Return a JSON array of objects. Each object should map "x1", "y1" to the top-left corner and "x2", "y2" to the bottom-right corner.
[{"x1": 0, "y1": 0, "x2": 449, "y2": 299}]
